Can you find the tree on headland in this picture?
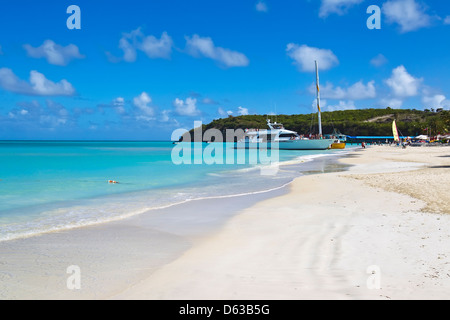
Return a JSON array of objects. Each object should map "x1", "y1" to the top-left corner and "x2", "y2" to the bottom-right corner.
[{"x1": 189, "y1": 108, "x2": 449, "y2": 138}]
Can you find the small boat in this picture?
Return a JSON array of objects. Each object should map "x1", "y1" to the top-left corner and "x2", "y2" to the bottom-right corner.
[
  {"x1": 326, "y1": 129, "x2": 346, "y2": 149},
  {"x1": 331, "y1": 142, "x2": 346, "y2": 149}
]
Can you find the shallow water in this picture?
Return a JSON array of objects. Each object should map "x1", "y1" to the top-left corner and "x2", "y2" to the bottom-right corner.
[{"x1": 0, "y1": 141, "x2": 353, "y2": 241}]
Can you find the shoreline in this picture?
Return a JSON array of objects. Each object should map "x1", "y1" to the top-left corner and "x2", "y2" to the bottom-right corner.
[
  {"x1": 113, "y1": 145, "x2": 450, "y2": 300},
  {"x1": 0, "y1": 183, "x2": 290, "y2": 300},
  {"x1": 0, "y1": 150, "x2": 350, "y2": 299},
  {"x1": 0, "y1": 149, "x2": 350, "y2": 243}
]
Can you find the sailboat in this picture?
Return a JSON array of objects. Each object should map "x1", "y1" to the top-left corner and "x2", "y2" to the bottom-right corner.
[
  {"x1": 236, "y1": 61, "x2": 339, "y2": 150},
  {"x1": 392, "y1": 120, "x2": 400, "y2": 143},
  {"x1": 392, "y1": 119, "x2": 408, "y2": 148}
]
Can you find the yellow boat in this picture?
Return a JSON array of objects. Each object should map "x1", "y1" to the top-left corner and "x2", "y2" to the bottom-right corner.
[
  {"x1": 331, "y1": 142, "x2": 346, "y2": 149},
  {"x1": 325, "y1": 129, "x2": 347, "y2": 150}
]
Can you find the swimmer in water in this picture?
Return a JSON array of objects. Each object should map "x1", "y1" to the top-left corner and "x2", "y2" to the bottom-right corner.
[{"x1": 108, "y1": 180, "x2": 119, "y2": 184}]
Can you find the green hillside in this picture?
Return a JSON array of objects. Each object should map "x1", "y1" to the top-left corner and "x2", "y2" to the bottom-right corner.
[{"x1": 199, "y1": 108, "x2": 449, "y2": 137}]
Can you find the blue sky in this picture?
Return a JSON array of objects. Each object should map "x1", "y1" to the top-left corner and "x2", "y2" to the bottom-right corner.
[{"x1": 0, "y1": 0, "x2": 449, "y2": 140}]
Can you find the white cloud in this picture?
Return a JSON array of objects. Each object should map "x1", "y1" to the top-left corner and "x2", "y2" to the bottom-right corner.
[
  {"x1": 382, "y1": 0, "x2": 432, "y2": 33},
  {"x1": 312, "y1": 80, "x2": 376, "y2": 100},
  {"x1": 140, "y1": 32, "x2": 173, "y2": 59},
  {"x1": 160, "y1": 110, "x2": 171, "y2": 122},
  {"x1": 385, "y1": 65, "x2": 422, "y2": 97},
  {"x1": 422, "y1": 94, "x2": 450, "y2": 109},
  {"x1": 326, "y1": 100, "x2": 357, "y2": 112},
  {"x1": 41, "y1": 74, "x2": 72, "y2": 96},
  {"x1": 23, "y1": 40, "x2": 84, "y2": 66},
  {"x1": 286, "y1": 44, "x2": 339, "y2": 72},
  {"x1": 7, "y1": 100, "x2": 73, "y2": 128},
  {"x1": 97, "y1": 97, "x2": 127, "y2": 115},
  {"x1": 218, "y1": 107, "x2": 234, "y2": 117},
  {"x1": 185, "y1": 34, "x2": 249, "y2": 68},
  {"x1": 381, "y1": 70, "x2": 449, "y2": 110},
  {"x1": 256, "y1": 1, "x2": 268, "y2": 12},
  {"x1": 173, "y1": 97, "x2": 200, "y2": 116},
  {"x1": 380, "y1": 97, "x2": 404, "y2": 108},
  {"x1": 133, "y1": 92, "x2": 154, "y2": 116},
  {"x1": 218, "y1": 107, "x2": 227, "y2": 117},
  {"x1": 0, "y1": 68, "x2": 75, "y2": 96},
  {"x1": 370, "y1": 54, "x2": 388, "y2": 67},
  {"x1": 218, "y1": 106, "x2": 249, "y2": 117},
  {"x1": 46, "y1": 100, "x2": 70, "y2": 119},
  {"x1": 445, "y1": 16, "x2": 450, "y2": 25},
  {"x1": 201, "y1": 97, "x2": 219, "y2": 105},
  {"x1": 135, "y1": 115, "x2": 155, "y2": 122},
  {"x1": 113, "y1": 97, "x2": 125, "y2": 106},
  {"x1": 115, "y1": 29, "x2": 173, "y2": 62},
  {"x1": 237, "y1": 106, "x2": 249, "y2": 115},
  {"x1": 113, "y1": 97, "x2": 126, "y2": 114},
  {"x1": 29, "y1": 71, "x2": 75, "y2": 96},
  {"x1": 119, "y1": 36, "x2": 137, "y2": 62},
  {"x1": 319, "y1": 0, "x2": 363, "y2": 18}
]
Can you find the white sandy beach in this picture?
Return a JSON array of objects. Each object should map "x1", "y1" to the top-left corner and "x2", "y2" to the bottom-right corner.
[
  {"x1": 1, "y1": 145, "x2": 449, "y2": 300},
  {"x1": 113, "y1": 145, "x2": 450, "y2": 300}
]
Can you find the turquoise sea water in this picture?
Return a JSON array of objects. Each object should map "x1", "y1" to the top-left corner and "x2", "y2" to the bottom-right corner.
[{"x1": 0, "y1": 141, "x2": 349, "y2": 241}]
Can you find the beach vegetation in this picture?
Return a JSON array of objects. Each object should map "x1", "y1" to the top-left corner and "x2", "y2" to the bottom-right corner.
[{"x1": 192, "y1": 108, "x2": 449, "y2": 138}]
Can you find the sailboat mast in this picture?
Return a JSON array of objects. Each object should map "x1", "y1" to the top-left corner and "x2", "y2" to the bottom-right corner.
[{"x1": 315, "y1": 60, "x2": 323, "y2": 137}]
